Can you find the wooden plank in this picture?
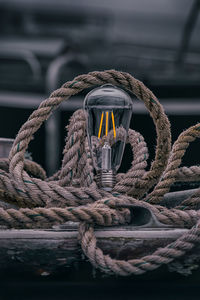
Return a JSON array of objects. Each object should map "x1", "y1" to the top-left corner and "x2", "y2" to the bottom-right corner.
[
  {"x1": 0, "y1": 227, "x2": 189, "y2": 239},
  {"x1": 0, "y1": 189, "x2": 198, "y2": 276},
  {"x1": 0, "y1": 226, "x2": 191, "y2": 276}
]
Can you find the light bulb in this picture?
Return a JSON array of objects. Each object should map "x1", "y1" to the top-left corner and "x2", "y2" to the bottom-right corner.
[{"x1": 84, "y1": 84, "x2": 133, "y2": 191}]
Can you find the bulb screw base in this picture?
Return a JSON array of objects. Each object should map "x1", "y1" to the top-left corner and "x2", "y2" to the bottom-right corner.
[{"x1": 97, "y1": 170, "x2": 116, "y2": 191}]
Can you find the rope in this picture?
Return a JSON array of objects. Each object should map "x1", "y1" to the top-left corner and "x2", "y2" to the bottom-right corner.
[{"x1": 0, "y1": 69, "x2": 199, "y2": 276}]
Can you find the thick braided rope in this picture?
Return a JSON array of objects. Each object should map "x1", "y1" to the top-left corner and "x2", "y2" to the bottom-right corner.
[
  {"x1": 0, "y1": 69, "x2": 200, "y2": 277},
  {"x1": 0, "y1": 196, "x2": 198, "y2": 229},
  {"x1": 59, "y1": 109, "x2": 88, "y2": 186},
  {"x1": 114, "y1": 129, "x2": 149, "y2": 193},
  {"x1": 0, "y1": 112, "x2": 148, "y2": 210},
  {"x1": 0, "y1": 158, "x2": 46, "y2": 180},
  {"x1": 80, "y1": 220, "x2": 200, "y2": 276},
  {"x1": 8, "y1": 70, "x2": 171, "y2": 203},
  {"x1": 59, "y1": 109, "x2": 97, "y2": 188},
  {"x1": 46, "y1": 126, "x2": 149, "y2": 208},
  {"x1": 79, "y1": 122, "x2": 200, "y2": 276},
  {"x1": 146, "y1": 124, "x2": 200, "y2": 204},
  {"x1": 88, "y1": 126, "x2": 149, "y2": 191},
  {"x1": 179, "y1": 189, "x2": 200, "y2": 210},
  {"x1": 0, "y1": 199, "x2": 131, "y2": 229},
  {"x1": 176, "y1": 166, "x2": 200, "y2": 182}
]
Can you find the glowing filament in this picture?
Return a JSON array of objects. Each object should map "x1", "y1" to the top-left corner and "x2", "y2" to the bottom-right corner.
[
  {"x1": 111, "y1": 111, "x2": 116, "y2": 138},
  {"x1": 98, "y1": 112, "x2": 104, "y2": 139},
  {"x1": 105, "y1": 111, "x2": 109, "y2": 136},
  {"x1": 98, "y1": 111, "x2": 117, "y2": 139}
]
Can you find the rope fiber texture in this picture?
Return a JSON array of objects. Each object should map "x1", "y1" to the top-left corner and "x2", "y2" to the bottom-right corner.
[{"x1": 0, "y1": 69, "x2": 200, "y2": 276}]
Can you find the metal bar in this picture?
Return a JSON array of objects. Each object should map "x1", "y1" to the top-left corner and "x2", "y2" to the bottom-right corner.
[
  {"x1": 1, "y1": 93, "x2": 200, "y2": 115},
  {"x1": 176, "y1": 0, "x2": 200, "y2": 66},
  {"x1": 44, "y1": 53, "x2": 87, "y2": 175},
  {"x1": 162, "y1": 188, "x2": 199, "y2": 208}
]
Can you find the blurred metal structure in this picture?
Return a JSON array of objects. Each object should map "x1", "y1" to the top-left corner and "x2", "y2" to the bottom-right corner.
[
  {"x1": 0, "y1": 48, "x2": 41, "y2": 80},
  {"x1": 0, "y1": 138, "x2": 13, "y2": 158},
  {"x1": 45, "y1": 53, "x2": 87, "y2": 174},
  {"x1": 0, "y1": 48, "x2": 42, "y2": 91},
  {"x1": 0, "y1": 0, "x2": 200, "y2": 174},
  {"x1": 176, "y1": 0, "x2": 200, "y2": 66}
]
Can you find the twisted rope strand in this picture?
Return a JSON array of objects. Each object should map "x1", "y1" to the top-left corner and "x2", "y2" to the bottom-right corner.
[
  {"x1": 8, "y1": 70, "x2": 171, "y2": 201},
  {"x1": 146, "y1": 124, "x2": 200, "y2": 204},
  {"x1": 0, "y1": 69, "x2": 199, "y2": 276},
  {"x1": 80, "y1": 221, "x2": 200, "y2": 276}
]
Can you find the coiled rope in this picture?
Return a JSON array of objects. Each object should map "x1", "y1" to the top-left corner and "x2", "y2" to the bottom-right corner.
[{"x1": 0, "y1": 69, "x2": 200, "y2": 276}]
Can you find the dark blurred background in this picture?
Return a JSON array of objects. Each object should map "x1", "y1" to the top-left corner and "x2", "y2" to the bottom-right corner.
[
  {"x1": 0, "y1": 0, "x2": 200, "y2": 175},
  {"x1": 0, "y1": 0, "x2": 200, "y2": 298}
]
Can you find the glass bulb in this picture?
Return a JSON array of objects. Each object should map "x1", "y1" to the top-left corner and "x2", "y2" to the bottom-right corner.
[{"x1": 84, "y1": 84, "x2": 133, "y2": 191}]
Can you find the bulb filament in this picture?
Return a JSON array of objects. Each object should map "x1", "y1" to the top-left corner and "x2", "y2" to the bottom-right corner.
[
  {"x1": 111, "y1": 112, "x2": 116, "y2": 138},
  {"x1": 98, "y1": 111, "x2": 116, "y2": 139},
  {"x1": 98, "y1": 112, "x2": 104, "y2": 139},
  {"x1": 105, "y1": 111, "x2": 109, "y2": 136}
]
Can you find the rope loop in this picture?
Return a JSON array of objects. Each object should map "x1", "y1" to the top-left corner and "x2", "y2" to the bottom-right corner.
[
  {"x1": 0, "y1": 70, "x2": 198, "y2": 276},
  {"x1": 8, "y1": 70, "x2": 171, "y2": 200},
  {"x1": 146, "y1": 123, "x2": 200, "y2": 204},
  {"x1": 79, "y1": 220, "x2": 200, "y2": 276}
]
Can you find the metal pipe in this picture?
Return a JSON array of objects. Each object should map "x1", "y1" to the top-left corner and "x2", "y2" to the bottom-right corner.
[{"x1": 176, "y1": 0, "x2": 200, "y2": 66}]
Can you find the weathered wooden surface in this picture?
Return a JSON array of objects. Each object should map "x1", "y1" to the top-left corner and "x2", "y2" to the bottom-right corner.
[
  {"x1": 0, "y1": 188, "x2": 199, "y2": 277},
  {"x1": 0, "y1": 225, "x2": 193, "y2": 276}
]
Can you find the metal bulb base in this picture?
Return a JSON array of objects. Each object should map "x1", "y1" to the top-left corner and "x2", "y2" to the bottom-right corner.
[{"x1": 97, "y1": 170, "x2": 116, "y2": 191}]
